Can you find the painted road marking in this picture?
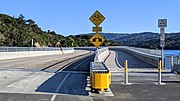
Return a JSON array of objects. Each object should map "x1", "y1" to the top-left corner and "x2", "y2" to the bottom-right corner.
[{"x1": 50, "y1": 57, "x2": 92, "y2": 101}]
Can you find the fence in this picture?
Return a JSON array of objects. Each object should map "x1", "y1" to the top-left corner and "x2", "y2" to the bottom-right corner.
[{"x1": 0, "y1": 47, "x2": 73, "y2": 52}]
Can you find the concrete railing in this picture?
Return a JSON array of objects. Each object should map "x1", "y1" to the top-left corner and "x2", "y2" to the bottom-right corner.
[
  {"x1": 173, "y1": 64, "x2": 180, "y2": 74},
  {"x1": 0, "y1": 47, "x2": 74, "y2": 60},
  {"x1": 109, "y1": 46, "x2": 161, "y2": 67},
  {"x1": 109, "y1": 46, "x2": 161, "y2": 56},
  {"x1": 94, "y1": 47, "x2": 110, "y2": 62}
]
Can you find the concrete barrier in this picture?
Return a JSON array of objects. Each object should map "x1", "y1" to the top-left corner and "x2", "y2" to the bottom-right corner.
[
  {"x1": 0, "y1": 48, "x2": 74, "y2": 60},
  {"x1": 120, "y1": 48, "x2": 160, "y2": 67},
  {"x1": 109, "y1": 46, "x2": 161, "y2": 67},
  {"x1": 173, "y1": 64, "x2": 180, "y2": 74},
  {"x1": 94, "y1": 47, "x2": 110, "y2": 62}
]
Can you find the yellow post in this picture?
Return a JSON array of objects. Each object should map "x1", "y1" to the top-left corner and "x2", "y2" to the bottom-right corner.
[
  {"x1": 158, "y1": 60, "x2": 162, "y2": 84},
  {"x1": 124, "y1": 60, "x2": 128, "y2": 84},
  {"x1": 124, "y1": 60, "x2": 128, "y2": 73},
  {"x1": 158, "y1": 60, "x2": 162, "y2": 73}
]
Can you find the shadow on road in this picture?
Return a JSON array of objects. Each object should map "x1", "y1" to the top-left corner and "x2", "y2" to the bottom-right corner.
[
  {"x1": 35, "y1": 55, "x2": 94, "y2": 96},
  {"x1": 35, "y1": 72, "x2": 89, "y2": 95}
]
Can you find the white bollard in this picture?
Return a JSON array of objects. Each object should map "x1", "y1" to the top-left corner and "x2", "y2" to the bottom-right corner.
[{"x1": 156, "y1": 60, "x2": 165, "y2": 85}]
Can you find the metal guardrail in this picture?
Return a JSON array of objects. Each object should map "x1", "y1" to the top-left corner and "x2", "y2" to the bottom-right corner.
[{"x1": 0, "y1": 47, "x2": 73, "y2": 52}]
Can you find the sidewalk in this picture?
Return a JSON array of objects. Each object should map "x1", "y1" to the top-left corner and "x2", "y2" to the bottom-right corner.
[{"x1": 104, "y1": 51, "x2": 123, "y2": 73}]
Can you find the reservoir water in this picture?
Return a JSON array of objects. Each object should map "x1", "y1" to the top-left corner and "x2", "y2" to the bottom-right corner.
[{"x1": 164, "y1": 50, "x2": 180, "y2": 69}]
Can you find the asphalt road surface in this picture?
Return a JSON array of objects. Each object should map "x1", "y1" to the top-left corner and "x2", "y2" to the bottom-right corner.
[
  {"x1": 0, "y1": 50, "x2": 94, "y2": 101},
  {"x1": 1, "y1": 50, "x2": 180, "y2": 101},
  {"x1": 116, "y1": 50, "x2": 153, "y2": 68}
]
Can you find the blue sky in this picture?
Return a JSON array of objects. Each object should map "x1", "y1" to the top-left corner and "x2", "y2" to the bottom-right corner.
[{"x1": 1, "y1": 0, "x2": 180, "y2": 36}]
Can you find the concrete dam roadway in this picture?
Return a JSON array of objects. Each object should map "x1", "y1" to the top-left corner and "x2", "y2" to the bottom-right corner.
[{"x1": 0, "y1": 49, "x2": 180, "y2": 101}]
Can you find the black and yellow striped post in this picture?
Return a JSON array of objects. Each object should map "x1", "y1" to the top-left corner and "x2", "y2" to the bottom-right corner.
[
  {"x1": 158, "y1": 60, "x2": 162, "y2": 84},
  {"x1": 124, "y1": 60, "x2": 129, "y2": 84}
]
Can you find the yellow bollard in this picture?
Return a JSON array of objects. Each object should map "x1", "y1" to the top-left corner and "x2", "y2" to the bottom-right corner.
[
  {"x1": 158, "y1": 60, "x2": 162, "y2": 72},
  {"x1": 124, "y1": 60, "x2": 128, "y2": 73},
  {"x1": 158, "y1": 60, "x2": 162, "y2": 84},
  {"x1": 124, "y1": 60, "x2": 129, "y2": 84}
]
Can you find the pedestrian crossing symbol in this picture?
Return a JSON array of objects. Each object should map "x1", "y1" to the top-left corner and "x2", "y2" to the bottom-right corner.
[{"x1": 89, "y1": 32, "x2": 105, "y2": 48}]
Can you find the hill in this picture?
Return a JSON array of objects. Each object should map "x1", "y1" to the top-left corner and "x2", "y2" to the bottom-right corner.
[
  {"x1": 1, "y1": 13, "x2": 180, "y2": 49},
  {"x1": 0, "y1": 14, "x2": 118, "y2": 47},
  {"x1": 99, "y1": 32, "x2": 180, "y2": 49}
]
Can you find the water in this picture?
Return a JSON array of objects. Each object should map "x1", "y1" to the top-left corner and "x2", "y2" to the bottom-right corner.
[
  {"x1": 164, "y1": 50, "x2": 180, "y2": 69},
  {"x1": 164, "y1": 50, "x2": 180, "y2": 56}
]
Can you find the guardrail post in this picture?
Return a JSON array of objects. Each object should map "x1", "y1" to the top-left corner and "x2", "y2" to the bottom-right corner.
[{"x1": 124, "y1": 60, "x2": 129, "y2": 85}]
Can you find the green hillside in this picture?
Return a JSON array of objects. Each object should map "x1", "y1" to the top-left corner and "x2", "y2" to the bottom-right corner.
[{"x1": 0, "y1": 14, "x2": 118, "y2": 47}]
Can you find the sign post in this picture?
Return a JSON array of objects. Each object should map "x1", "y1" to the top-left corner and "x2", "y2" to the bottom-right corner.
[
  {"x1": 158, "y1": 19, "x2": 167, "y2": 70},
  {"x1": 89, "y1": 10, "x2": 105, "y2": 48}
]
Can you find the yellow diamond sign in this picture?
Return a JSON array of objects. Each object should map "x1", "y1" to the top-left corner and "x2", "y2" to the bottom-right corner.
[
  {"x1": 89, "y1": 10, "x2": 105, "y2": 27},
  {"x1": 89, "y1": 32, "x2": 105, "y2": 48}
]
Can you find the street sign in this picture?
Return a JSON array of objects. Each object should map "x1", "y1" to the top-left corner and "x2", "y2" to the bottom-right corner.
[
  {"x1": 158, "y1": 19, "x2": 167, "y2": 28},
  {"x1": 89, "y1": 10, "x2": 105, "y2": 27},
  {"x1": 92, "y1": 27, "x2": 102, "y2": 32},
  {"x1": 89, "y1": 32, "x2": 105, "y2": 48}
]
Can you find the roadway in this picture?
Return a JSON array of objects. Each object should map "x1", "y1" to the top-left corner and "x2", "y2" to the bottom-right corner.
[
  {"x1": 115, "y1": 49, "x2": 154, "y2": 68},
  {"x1": 0, "y1": 49, "x2": 180, "y2": 101},
  {"x1": 0, "y1": 50, "x2": 94, "y2": 100}
]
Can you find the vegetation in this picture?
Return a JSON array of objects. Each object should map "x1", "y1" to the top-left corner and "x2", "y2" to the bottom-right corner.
[
  {"x1": 100, "y1": 32, "x2": 180, "y2": 50},
  {"x1": 1, "y1": 13, "x2": 180, "y2": 49},
  {"x1": 0, "y1": 14, "x2": 118, "y2": 47}
]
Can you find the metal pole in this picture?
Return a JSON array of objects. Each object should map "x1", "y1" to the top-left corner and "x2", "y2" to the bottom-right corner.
[
  {"x1": 162, "y1": 46, "x2": 164, "y2": 69},
  {"x1": 158, "y1": 60, "x2": 162, "y2": 84}
]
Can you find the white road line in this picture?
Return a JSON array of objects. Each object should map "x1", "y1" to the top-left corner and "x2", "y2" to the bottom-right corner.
[
  {"x1": 51, "y1": 73, "x2": 70, "y2": 101},
  {"x1": 50, "y1": 56, "x2": 92, "y2": 101},
  {"x1": 115, "y1": 51, "x2": 123, "y2": 68},
  {"x1": 73, "y1": 58, "x2": 92, "y2": 69}
]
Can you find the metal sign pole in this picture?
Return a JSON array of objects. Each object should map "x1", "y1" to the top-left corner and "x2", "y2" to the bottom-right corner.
[
  {"x1": 160, "y1": 27, "x2": 165, "y2": 69},
  {"x1": 158, "y1": 19, "x2": 167, "y2": 69},
  {"x1": 162, "y1": 44, "x2": 164, "y2": 69},
  {"x1": 157, "y1": 19, "x2": 167, "y2": 85}
]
